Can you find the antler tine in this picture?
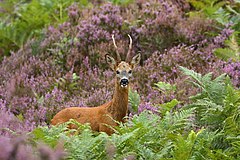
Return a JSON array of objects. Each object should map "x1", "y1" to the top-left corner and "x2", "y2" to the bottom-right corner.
[
  {"x1": 112, "y1": 34, "x2": 121, "y2": 62},
  {"x1": 126, "y1": 34, "x2": 132, "y2": 62}
]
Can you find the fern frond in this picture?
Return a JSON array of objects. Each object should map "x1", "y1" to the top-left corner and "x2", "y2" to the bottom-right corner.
[
  {"x1": 180, "y1": 66, "x2": 226, "y2": 104},
  {"x1": 179, "y1": 66, "x2": 204, "y2": 89},
  {"x1": 214, "y1": 32, "x2": 240, "y2": 62},
  {"x1": 128, "y1": 89, "x2": 140, "y2": 113},
  {"x1": 163, "y1": 108, "x2": 195, "y2": 133}
]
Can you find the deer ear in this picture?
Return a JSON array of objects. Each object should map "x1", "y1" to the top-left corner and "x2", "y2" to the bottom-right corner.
[
  {"x1": 130, "y1": 53, "x2": 141, "y2": 68},
  {"x1": 105, "y1": 54, "x2": 116, "y2": 70}
]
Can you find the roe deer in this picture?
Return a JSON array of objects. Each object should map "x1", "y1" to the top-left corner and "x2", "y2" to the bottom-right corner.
[{"x1": 51, "y1": 35, "x2": 141, "y2": 135}]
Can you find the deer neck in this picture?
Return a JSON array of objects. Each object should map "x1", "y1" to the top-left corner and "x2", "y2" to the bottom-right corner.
[{"x1": 108, "y1": 79, "x2": 129, "y2": 122}]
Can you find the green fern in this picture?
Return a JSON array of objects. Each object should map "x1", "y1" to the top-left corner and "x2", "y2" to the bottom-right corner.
[
  {"x1": 172, "y1": 130, "x2": 200, "y2": 160},
  {"x1": 158, "y1": 99, "x2": 179, "y2": 116},
  {"x1": 107, "y1": 0, "x2": 134, "y2": 6},
  {"x1": 163, "y1": 108, "x2": 195, "y2": 133},
  {"x1": 180, "y1": 66, "x2": 226, "y2": 105},
  {"x1": 65, "y1": 132, "x2": 108, "y2": 160},
  {"x1": 53, "y1": 72, "x2": 80, "y2": 93},
  {"x1": 223, "y1": 85, "x2": 240, "y2": 133},
  {"x1": 180, "y1": 66, "x2": 229, "y2": 128},
  {"x1": 32, "y1": 123, "x2": 68, "y2": 148},
  {"x1": 112, "y1": 108, "x2": 195, "y2": 159},
  {"x1": 214, "y1": 32, "x2": 240, "y2": 62},
  {"x1": 128, "y1": 89, "x2": 140, "y2": 113},
  {"x1": 154, "y1": 81, "x2": 177, "y2": 93},
  {"x1": 187, "y1": 0, "x2": 226, "y2": 18},
  {"x1": 181, "y1": 66, "x2": 240, "y2": 158}
]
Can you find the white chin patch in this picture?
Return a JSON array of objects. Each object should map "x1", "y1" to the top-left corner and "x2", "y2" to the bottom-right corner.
[{"x1": 120, "y1": 84, "x2": 128, "y2": 88}]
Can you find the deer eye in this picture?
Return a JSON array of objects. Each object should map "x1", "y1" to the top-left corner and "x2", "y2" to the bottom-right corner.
[
  {"x1": 128, "y1": 70, "x2": 132, "y2": 74},
  {"x1": 116, "y1": 70, "x2": 120, "y2": 74}
]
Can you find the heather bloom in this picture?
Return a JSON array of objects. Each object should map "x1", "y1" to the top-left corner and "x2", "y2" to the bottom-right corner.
[
  {"x1": 138, "y1": 102, "x2": 159, "y2": 114},
  {"x1": 48, "y1": 26, "x2": 57, "y2": 33},
  {"x1": 176, "y1": 17, "x2": 216, "y2": 43},
  {"x1": 0, "y1": 99, "x2": 6, "y2": 109},
  {"x1": 68, "y1": 3, "x2": 80, "y2": 23},
  {"x1": 0, "y1": 136, "x2": 12, "y2": 160},
  {"x1": 0, "y1": 98, "x2": 36, "y2": 136},
  {"x1": 51, "y1": 87, "x2": 65, "y2": 103},
  {"x1": 38, "y1": 143, "x2": 66, "y2": 160},
  {"x1": 76, "y1": 3, "x2": 123, "y2": 48},
  {"x1": 0, "y1": 136, "x2": 33, "y2": 160},
  {"x1": 0, "y1": 108, "x2": 26, "y2": 137},
  {"x1": 213, "y1": 27, "x2": 234, "y2": 46},
  {"x1": 223, "y1": 61, "x2": 240, "y2": 87},
  {"x1": 0, "y1": 136, "x2": 65, "y2": 160}
]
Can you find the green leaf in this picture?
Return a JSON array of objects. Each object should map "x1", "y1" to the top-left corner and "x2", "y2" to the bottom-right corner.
[
  {"x1": 154, "y1": 81, "x2": 176, "y2": 92},
  {"x1": 159, "y1": 99, "x2": 179, "y2": 116},
  {"x1": 187, "y1": 0, "x2": 205, "y2": 10},
  {"x1": 16, "y1": 113, "x2": 24, "y2": 122},
  {"x1": 214, "y1": 48, "x2": 239, "y2": 62},
  {"x1": 72, "y1": 73, "x2": 80, "y2": 81},
  {"x1": 128, "y1": 89, "x2": 140, "y2": 113},
  {"x1": 32, "y1": 127, "x2": 46, "y2": 141}
]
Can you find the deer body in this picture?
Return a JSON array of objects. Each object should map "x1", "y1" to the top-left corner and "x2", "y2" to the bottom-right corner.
[
  {"x1": 51, "y1": 35, "x2": 140, "y2": 135},
  {"x1": 51, "y1": 82, "x2": 129, "y2": 135}
]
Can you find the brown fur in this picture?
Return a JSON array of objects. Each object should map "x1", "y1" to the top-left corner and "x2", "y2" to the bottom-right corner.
[{"x1": 51, "y1": 79, "x2": 129, "y2": 135}]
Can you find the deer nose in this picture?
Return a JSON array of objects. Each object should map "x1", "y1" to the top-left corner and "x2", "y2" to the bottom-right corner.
[{"x1": 120, "y1": 78, "x2": 129, "y2": 87}]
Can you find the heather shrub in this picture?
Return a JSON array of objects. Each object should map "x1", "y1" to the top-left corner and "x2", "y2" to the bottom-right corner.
[
  {"x1": 0, "y1": 136, "x2": 65, "y2": 160},
  {"x1": 0, "y1": 52, "x2": 63, "y2": 126},
  {"x1": 38, "y1": 2, "x2": 124, "y2": 70},
  {"x1": 133, "y1": 45, "x2": 222, "y2": 104},
  {"x1": 0, "y1": 99, "x2": 30, "y2": 137},
  {"x1": 35, "y1": 0, "x2": 222, "y2": 69}
]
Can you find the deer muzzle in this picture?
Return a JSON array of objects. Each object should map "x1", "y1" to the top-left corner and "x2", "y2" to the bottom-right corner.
[{"x1": 120, "y1": 78, "x2": 129, "y2": 87}]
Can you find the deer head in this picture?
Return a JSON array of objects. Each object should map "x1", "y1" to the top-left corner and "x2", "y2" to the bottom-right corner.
[{"x1": 105, "y1": 35, "x2": 141, "y2": 88}]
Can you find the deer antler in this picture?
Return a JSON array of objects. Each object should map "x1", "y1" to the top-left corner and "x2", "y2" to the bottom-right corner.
[
  {"x1": 112, "y1": 35, "x2": 121, "y2": 62},
  {"x1": 125, "y1": 34, "x2": 132, "y2": 62}
]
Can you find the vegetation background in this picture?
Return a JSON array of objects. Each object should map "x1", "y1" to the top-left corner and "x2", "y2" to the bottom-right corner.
[{"x1": 0, "y1": 0, "x2": 239, "y2": 159}]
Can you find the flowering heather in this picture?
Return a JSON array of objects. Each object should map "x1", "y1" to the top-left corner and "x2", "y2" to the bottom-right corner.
[
  {"x1": 0, "y1": 99, "x2": 30, "y2": 137},
  {"x1": 38, "y1": 0, "x2": 218, "y2": 69},
  {"x1": 76, "y1": 2, "x2": 123, "y2": 48},
  {"x1": 213, "y1": 27, "x2": 235, "y2": 47},
  {"x1": 0, "y1": 137, "x2": 33, "y2": 160},
  {"x1": 138, "y1": 102, "x2": 158, "y2": 114},
  {"x1": 176, "y1": 16, "x2": 217, "y2": 43},
  {"x1": 67, "y1": 3, "x2": 80, "y2": 24},
  {"x1": 0, "y1": 136, "x2": 65, "y2": 160},
  {"x1": 222, "y1": 61, "x2": 240, "y2": 87},
  {"x1": 0, "y1": 0, "x2": 239, "y2": 140}
]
